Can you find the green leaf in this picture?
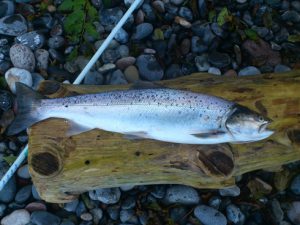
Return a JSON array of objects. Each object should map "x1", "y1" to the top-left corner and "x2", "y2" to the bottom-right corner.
[
  {"x1": 288, "y1": 35, "x2": 300, "y2": 43},
  {"x1": 217, "y1": 7, "x2": 230, "y2": 27},
  {"x1": 58, "y1": 0, "x2": 74, "y2": 11},
  {"x1": 87, "y1": 3, "x2": 98, "y2": 21},
  {"x1": 3, "y1": 155, "x2": 17, "y2": 166},
  {"x1": 244, "y1": 29, "x2": 258, "y2": 41},
  {"x1": 85, "y1": 22, "x2": 99, "y2": 39},
  {"x1": 153, "y1": 28, "x2": 164, "y2": 40}
]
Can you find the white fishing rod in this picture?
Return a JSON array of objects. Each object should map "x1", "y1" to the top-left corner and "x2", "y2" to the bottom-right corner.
[{"x1": 0, "y1": 0, "x2": 143, "y2": 191}]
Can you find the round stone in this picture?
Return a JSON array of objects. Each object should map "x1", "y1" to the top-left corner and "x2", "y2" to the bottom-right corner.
[
  {"x1": 15, "y1": 185, "x2": 32, "y2": 203},
  {"x1": 195, "y1": 55, "x2": 210, "y2": 72},
  {"x1": 120, "y1": 209, "x2": 139, "y2": 224},
  {"x1": 117, "y1": 45, "x2": 130, "y2": 57},
  {"x1": 1, "y1": 209, "x2": 30, "y2": 225},
  {"x1": 80, "y1": 212, "x2": 93, "y2": 221},
  {"x1": 98, "y1": 63, "x2": 116, "y2": 74},
  {"x1": 25, "y1": 202, "x2": 47, "y2": 212},
  {"x1": 15, "y1": 31, "x2": 45, "y2": 50},
  {"x1": 84, "y1": 71, "x2": 104, "y2": 85},
  {"x1": 152, "y1": 1, "x2": 165, "y2": 13},
  {"x1": 5, "y1": 67, "x2": 32, "y2": 94},
  {"x1": 124, "y1": 65, "x2": 139, "y2": 83},
  {"x1": 226, "y1": 204, "x2": 245, "y2": 225},
  {"x1": 290, "y1": 174, "x2": 300, "y2": 195},
  {"x1": 287, "y1": 202, "x2": 300, "y2": 225},
  {"x1": 179, "y1": 7, "x2": 193, "y2": 21},
  {"x1": 132, "y1": 23, "x2": 154, "y2": 40},
  {"x1": 274, "y1": 64, "x2": 291, "y2": 73},
  {"x1": 35, "y1": 49, "x2": 49, "y2": 71},
  {"x1": 89, "y1": 188, "x2": 121, "y2": 204},
  {"x1": 208, "y1": 67, "x2": 221, "y2": 75},
  {"x1": 17, "y1": 164, "x2": 31, "y2": 179},
  {"x1": 102, "y1": 49, "x2": 121, "y2": 63},
  {"x1": 238, "y1": 66, "x2": 261, "y2": 76},
  {"x1": 99, "y1": 7, "x2": 123, "y2": 26},
  {"x1": 114, "y1": 28, "x2": 129, "y2": 44},
  {"x1": 120, "y1": 185, "x2": 135, "y2": 191},
  {"x1": 10, "y1": 44, "x2": 35, "y2": 71},
  {"x1": 31, "y1": 211, "x2": 61, "y2": 225},
  {"x1": 208, "y1": 51, "x2": 231, "y2": 68},
  {"x1": 281, "y1": 10, "x2": 300, "y2": 23},
  {"x1": 48, "y1": 35, "x2": 65, "y2": 49},
  {"x1": 164, "y1": 185, "x2": 200, "y2": 205},
  {"x1": 219, "y1": 186, "x2": 241, "y2": 197},
  {"x1": 0, "y1": 14, "x2": 27, "y2": 36},
  {"x1": 151, "y1": 185, "x2": 166, "y2": 199},
  {"x1": 136, "y1": 54, "x2": 163, "y2": 81},
  {"x1": 194, "y1": 205, "x2": 227, "y2": 225},
  {"x1": 116, "y1": 57, "x2": 136, "y2": 70},
  {"x1": 108, "y1": 69, "x2": 128, "y2": 85},
  {"x1": 0, "y1": 90, "x2": 13, "y2": 111}
]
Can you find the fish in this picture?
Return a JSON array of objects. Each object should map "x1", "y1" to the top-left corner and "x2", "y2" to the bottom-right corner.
[{"x1": 6, "y1": 82, "x2": 274, "y2": 144}]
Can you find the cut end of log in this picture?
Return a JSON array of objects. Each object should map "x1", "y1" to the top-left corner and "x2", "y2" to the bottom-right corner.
[{"x1": 31, "y1": 152, "x2": 60, "y2": 177}]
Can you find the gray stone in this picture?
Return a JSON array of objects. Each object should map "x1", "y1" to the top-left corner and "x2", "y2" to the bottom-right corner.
[
  {"x1": 0, "y1": 90, "x2": 13, "y2": 111},
  {"x1": 102, "y1": 49, "x2": 120, "y2": 63},
  {"x1": 107, "y1": 205, "x2": 120, "y2": 220},
  {"x1": 35, "y1": 49, "x2": 49, "y2": 71},
  {"x1": 30, "y1": 211, "x2": 61, "y2": 225},
  {"x1": 81, "y1": 212, "x2": 93, "y2": 221},
  {"x1": 99, "y1": 7, "x2": 123, "y2": 26},
  {"x1": 238, "y1": 66, "x2": 261, "y2": 76},
  {"x1": 5, "y1": 67, "x2": 32, "y2": 94},
  {"x1": 64, "y1": 199, "x2": 79, "y2": 212},
  {"x1": 75, "y1": 200, "x2": 86, "y2": 216},
  {"x1": 15, "y1": 185, "x2": 32, "y2": 203},
  {"x1": 281, "y1": 10, "x2": 300, "y2": 23},
  {"x1": 84, "y1": 71, "x2": 104, "y2": 85},
  {"x1": 195, "y1": 55, "x2": 210, "y2": 72},
  {"x1": 0, "y1": 14, "x2": 27, "y2": 36},
  {"x1": 290, "y1": 174, "x2": 300, "y2": 195},
  {"x1": 208, "y1": 51, "x2": 231, "y2": 68},
  {"x1": 253, "y1": 26, "x2": 269, "y2": 38},
  {"x1": 165, "y1": 64, "x2": 182, "y2": 79},
  {"x1": 208, "y1": 67, "x2": 221, "y2": 75},
  {"x1": 274, "y1": 64, "x2": 291, "y2": 73},
  {"x1": 1, "y1": 209, "x2": 30, "y2": 225},
  {"x1": 10, "y1": 44, "x2": 35, "y2": 71},
  {"x1": 287, "y1": 202, "x2": 300, "y2": 225},
  {"x1": 0, "y1": 60, "x2": 11, "y2": 75},
  {"x1": 98, "y1": 63, "x2": 116, "y2": 74},
  {"x1": 117, "y1": 45, "x2": 130, "y2": 57},
  {"x1": 211, "y1": 23, "x2": 226, "y2": 38},
  {"x1": 171, "y1": 0, "x2": 184, "y2": 5},
  {"x1": 179, "y1": 7, "x2": 193, "y2": 21},
  {"x1": 15, "y1": 31, "x2": 45, "y2": 50},
  {"x1": 120, "y1": 185, "x2": 135, "y2": 191},
  {"x1": 219, "y1": 186, "x2": 241, "y2": 197},
  {"x1": 122, "y1": 196, "x2": 136, "y2": 209},
  {"x1": 142, "y1": 4, "x2": 156, "y2": 22},
  {"x1": 89, "y1": 188, "x2": 121, "y2": 204},
  {"x1": 208, "y1": 196, "x2": 222, "y2": 209},
  {"x1": 194, "y1": 205, "x2": 227, "y2": 225},
  {"x1": 226, "y1": 204, "x2": 245, "y2": 225},
  {"x1": 243, "y1": 11, "x2": 253, "y2": 26},
  {"x1": 32, "y1": 185, "x2": 41, "y2": 200},
  {"x1": 115, "y1": 28, "x2": 129, "y2": 44},
  {"x1": 152, "y1": 1, "x2": 165, "y2": 13},
  {"x1": 139, "y1": 211, "x2": 148, "y2": 225},
  {"x1": 120, "y1": 209, "x2": 139, "y2": 224},
  {"x1": 108, "y1": 69, "x2": 128, "y2": 85},
  {"x1": 48, "y1": 35, "x2": 65, "y2": 49},
  {"x1": 132, "y1": 23, "x2": 153, "y2": 40},
  {"x1": 90, "y1": 208, "x2": 103, "y2": 224},
  {"x1": 17, "y1": 164, "x2": 30, "y2": 179},
  {"x1": 136, "y1": 54, "x2": 163, "y2": 81},
  {"x1": 0, "y1": 1, "x2": 15, "y2": 18},
  {"x1": 271, "y1": 199, "x2": 284, "y2": 222},
  {"x1": 164, "y1": 185, "x2": 200, "y2": 205},
  {"x1": 150, "y1": 185, "x2": 166, "y2": 199},
  {"x1": 191, "y1": 36, "x2": 207, "y2": 53}
]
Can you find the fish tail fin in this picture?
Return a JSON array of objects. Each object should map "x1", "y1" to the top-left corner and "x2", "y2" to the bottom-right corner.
[{"x1": 6, "y1": 83, "x2": 46, "y2": 136}]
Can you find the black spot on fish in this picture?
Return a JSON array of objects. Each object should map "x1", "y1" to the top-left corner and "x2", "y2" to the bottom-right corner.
[{"x1": 65, "y1": 105, "x2": 68, "y2": 108}]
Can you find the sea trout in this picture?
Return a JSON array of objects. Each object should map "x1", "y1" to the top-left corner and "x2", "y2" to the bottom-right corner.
[{"x1": 7, "y1": 83, "x2": 273, "y2": 144}]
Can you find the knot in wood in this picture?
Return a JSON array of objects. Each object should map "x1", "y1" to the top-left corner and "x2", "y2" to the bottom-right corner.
[{"x1": 31, "y1": 152, "x2": 60, "y2": 177}]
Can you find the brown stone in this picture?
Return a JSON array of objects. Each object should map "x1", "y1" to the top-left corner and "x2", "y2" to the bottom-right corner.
[{"x1": 224, "y1": 69, "x2": 237, "y2": 77}]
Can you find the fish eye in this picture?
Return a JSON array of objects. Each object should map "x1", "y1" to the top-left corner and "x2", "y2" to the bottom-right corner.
[{"x1": 258, "y1": 116, "x2": 264, "y2": 122}]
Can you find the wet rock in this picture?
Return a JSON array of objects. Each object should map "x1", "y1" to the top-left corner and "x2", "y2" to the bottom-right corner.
[
  {"x1": 238, "y1": 66, "x2": 261, "y2": 76},
  {"x1": 191, "y1": 36, "x2": 208, "y2": 54},
  {"x1": 17, "y1": 164, "x2": 30, "y2": 179},
  {"x1": 15, "y1": 31, "x2": 45, "y2": 50},
  {"x1": 281, "y1": 10, "x2": 300, "y2": 23},
  {"x1": 287, "y1": 202, "x2": 300, "y2": 225},
  {"x1": 208, "y1": 196, "x2": 222, "y2": 209},
  {"x1": 81, "y1": 212, "x2": 93, "y2": 221},
  {"x1": 219, "y1": 186, "x2": 241, "y2": 197},
  {"x1": 1, "y1": 209, "x2": 30, "y2": 225},
  {"x1": 0, "y1": 14, "x2": 27, "y2": 36},
  {"x1": 84, "y1": 71, "x2": 104, "y2": 85},
  {"x1": 290, "y1": 174, "x2": 300, "y2": 195},
  {"x1": 108, "y1": 69, "x2": 128, "y2": 85},
  {"x1": 15, "y1": 185, "x2": 32, "y2": 203},
  {"x1": 89, "y1": 188, "x2": 121, "y2": 204},
  {"x1": 120, "y1": 185, "x2": 135, "y2": 191},
  {"x1": 0, "y1": 1, "x2": 15, "y2": 18},
  {"x1": 211, "y1": 23, "x2": 226, "y2": 38},
  {"x1": 0, "y1": 177, "x2": 16, "y2": 203},
  {"x1": 132, "y1": 23, "x2": 153, "y2": 40},
  {"x1": 291, "y1": 1, "x2": 300, "y2": 12},
  {"x1": 64, "y1": 199, "x2": 79, "y2": 212},
  {"x1": 0, "y1": 90, "x2": 13, "y2": 111},
  {"x1": 5, "y1": 67, "x2": 32, "y2": 94},
  {"x1": 136, "y1": 54, "x2": 163, "y2": 81},
  {"x1": 102, "y1": 49, "x2": 120, "y2": 63},
  {"x1": 226, "y1": 204, "x2": 245, "y2": 225},
  {"x1": 142, "y1": 3, "x2": 156, "y2": 22},
  {"x1": 90, "y1": 208, "x2": 103, "y2": 224},
  {"x1": 10, "y1": 44, "x2": 35, "y2": 71},
  {"x1": 25, "y1": 202, "x2": 47, "y2": 212},
  {"x1": 274, "y1": 64, "x2": 291, "y2": 73},
  {"x1": 32, "y1": 185, "x2": 41, "y2": 200},
  {"x1": 165, "y1": 64, "x2": 182, "y2": 79},
  {"x1": 179, "y1": 7, "x2": 193, "y2": 21},
  {"x1": 107, "y1": 205, "x2": 120, "y2": 220},
  {"x1": 117, "y1": 45, "x2": 129, "y2": 58},
  {"x1": 124, "y1": 65, "x2": 139, "y2": 82},
  {"x1": 271, "y1": 199, "x2": 284, "y2": 222},
  {"x1": 175, "y1": 16, "x2": 192, "y2": 28},
  {"x1": 208, "y1": 51, "x2": 231, "y2": 68},
  {"x1": 116, "y1": 57, "x2": 136, "y2": 70},
  {"x1": 48, "y1": 35, "x2": 65, "y2": 49},
  {"x1": 115, "y1": 28, "x2": 129, "y2": 44},
  {"x1": 98, "y1": 63, "x2": 116, "y2": 74},
  {"x1": 31, "y1": 211, "x2": 61, "y2": 225},
  {"x1": 122, "y1": 196, "x2": 136, "y2": 209},
  {"x1": 120, "y1": 209, "x2": 139, "y2": 224},
  {"x1": 208, "y1": 67, "x2": 221, "y2": 75},
  {"x1": 99, "y1": 7, "x2": 123, "y2": 26},
  {"x1": 152, "y1": 1, "x2": 165, "y2": 13},
  {"x1": 195, "y1": 54, "x2": 210, "y2": 72},
  {"x1": 164, "y1": 185, "x2": 200, "y2": 205},
  {"x1": 35, "y1": 49, "x2": 49, "y2": 71},
  {"x1": 194, "y1": 205, "x2": 227, "y2": 225}
]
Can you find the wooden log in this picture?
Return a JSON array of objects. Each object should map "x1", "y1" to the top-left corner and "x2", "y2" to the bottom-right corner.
[{"x1": 28, "y1": 71, "x2": 300, "y2": 203}]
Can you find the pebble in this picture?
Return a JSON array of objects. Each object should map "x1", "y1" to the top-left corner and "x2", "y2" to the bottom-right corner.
[
  {"x1": 208, "y1": 51, "x2": 231, "y2": 68},
  {"x1": 48, "y1": 35, "x2": 65, "y2": 49},
  {"x1": 15, "y1": 185, "x2": 32, "y2": 203},
  {"x1": 164, "y1": 185, "x2": 200, "y2": 205},
  {"x1": 31, "y1": 211, "x2": 61, "y2": 225},
  {"x1": 98, "y1": 63, "x2": 116, "y2": 74},
  {"x1": 25, "y1": 202, "x2": 47, "y2": 212},
  {"x1": 219, "y1": 186, "x2": 241, "y2": 197},
  {"x1": 108, "y1": 69, "x2": 128, "y2": 85},
  {"x1": 208, "y1": 67, "x2": 221, "y2": 75},
  {"x1": 35, "y1": 49, "x2": 49, "y2": 71},
  {"x1": 64, "y1": 199, "x2": 79, "y2": 212},
  {"x1": 198, "y1": 0, "x2": 207, "y2": 18},
  {"x1": 89, "y1": 188, "x2": 121, "y2": 204},
  {"x1": 191, "y1": 36, "x2": 208, "y2": 54},
  {"x1": 5, "y1": 67, "x2": 32, "y2": 94},
  {"x1": 142, "y1": 3, "x2": 156, "y2": 22},
  {"x1": 224, "y1": 69, "x2": 238, "y2": 76},
  {"x1": 0, "y1": 61, "x2": 11, "y2": 75},
  {"x1": 281, "y1": 10, "x2": 300, "y2": 23},
  {"x1": 124, "y1": 65, "x2": 139, "y2": 83},
  {"x1": 0, "y1": 204, "x2": 6, "y2": 217},
  {"x1": 290, "y1": 174, "x2": 300, "y2": 195},
  {"x1": 274, "y1": 64, "x2": 291, "y2": 73},
  {"x1": 31, "y1": 185, "x2": 41, "y2": 200},
  {"x1": 0, "y1": 1, "x2": 15, "y2": 18},
  {"x1": 194, "y1": 205, "x2": 227, "y2": 225},
  {"x1": 122, "y1": 196, "x2": 136, "y2": 209},
  {"x1": 99, "y1": 7, "x2": 124, "y2": 26},
  {"x1": 292, "y1": 1, "x2": 300, "y2": 12},
  {"x1": 0, "y1": 177, "x2": 16, "y2": 203},
  {"x1": 17, "y1": 164, "x2": 31, "y2": 179},
  {"x1": 132, "y1": 23, "x2": 154, "y2": 40},
  {"x1": 107, "y1": 205, "x2": 120, "y2": 220},
  {"x1": 287, "y1": 202, "x2": 300, "y2": 225},
  {"x1": 0, "y1": 14, "x2": 27, "y2": 36},
  {"x1": 0, "y1": 90, "x2": 13, "y2": 111},
  {"x1": 271, "y1": 199, "x2": 284, "y2": 222},
  {"x1": 116, "y1": 57, "x2": 136, "y2": 70},
  {"x1": 120, "y1": 185, "x2": 135, "y2": 192},
  {"x1": 10, "y1": 44, "x2": 35, "y2": 71},
  {"x1": 195, "y1": 55, "x2": 210, "y2": 72},
  {"x1": 120, "y1": 209, "x2": 139, "y2": 224},
  {"x1": 152, "y1": 1, "x2": 165, "y2": 13},
  {"x1": 1, "y1": 209, "x2": 30, "y2": 225},
  {"x1": 83, "y1": 71, "x2": 104, "y2": 85},
  {"x1": 136, "y1": 54, "x2": 163, "y2": 81},
  {"x1": 170, "y1": 206, "x2": 188, "y2": 224},
  {"x1": 117, "y1": 45, "x2": 130, "y2": 57},
  {"x1": 238, "y1": 66, "x2": 261, "y2": 76},
  {"x1": 180, "y1": 38, "x2": 190, "y2": 55},
  {"x1": 102, "y1": 49, "x2": 120, "y2": 63},
  {"x1": 90, "y1": 208, "x2": 103, "y2": 224},
  {"x1": 208, "y1": 196, "x2": 222, "y2": 209},
  {"x1": 179, "y1": 7, "x2": 193, "y2": 21},
  {"x1": 15, "y1": 31, "x2": 45, "y2": 50},
  {"x1": 226, "y1": 204, "x2": 245, "y2": 225},
  {"x1": 81, "y1": 212, "x2": 93, "y2": 221},
  {"x1": 115, "y1": 28, "x2": 129, "y2": 44}
]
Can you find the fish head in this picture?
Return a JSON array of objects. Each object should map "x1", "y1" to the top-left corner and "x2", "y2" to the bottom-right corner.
[{"x1": 225, "y1": 105, "x2": 274, "y2": 142}]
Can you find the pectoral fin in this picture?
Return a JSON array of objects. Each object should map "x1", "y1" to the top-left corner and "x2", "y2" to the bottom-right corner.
[{"x1": 191, "y1": 130, "x2": 226, "y2": 138}]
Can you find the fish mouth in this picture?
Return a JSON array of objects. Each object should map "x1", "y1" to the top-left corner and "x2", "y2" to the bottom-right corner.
[{"x1": 258, "y1": 121, "x2": 271, "y2": 133}]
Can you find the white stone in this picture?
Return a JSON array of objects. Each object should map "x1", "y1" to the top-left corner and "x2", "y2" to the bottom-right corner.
[
  {"x1": 1, "y1": 209, "x2": 30, "y2": 225},
  {"x1": 5, "y1": 67, "x2": 32, "y2": 94}
]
